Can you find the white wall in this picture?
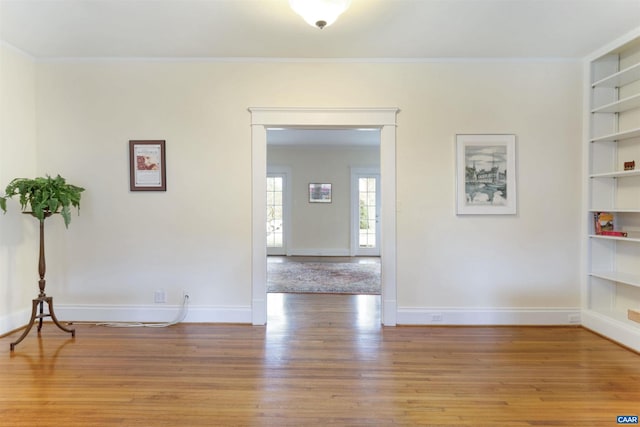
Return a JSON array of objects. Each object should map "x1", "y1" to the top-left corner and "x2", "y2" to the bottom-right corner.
[
  {"x1": 0, "y1": 45, "x2": 38, "y2": 333},
  {"x1": 0, "y1": 58, "x2": 582, "y2": 326},
  {"x1": 395, "y1": 63, "x2": 582, "y2": 323},
  {"x1": 268, "y1": 145, "x2": 379, "y2": 255}
]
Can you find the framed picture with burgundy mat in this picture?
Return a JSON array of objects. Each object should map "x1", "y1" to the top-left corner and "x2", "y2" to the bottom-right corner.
[
  {"x1": 309, "y1": 183, "x2": 331, "y2": 203},
  {"x1": 129, "y1": 140, "x2": 166, "y2": 191}
]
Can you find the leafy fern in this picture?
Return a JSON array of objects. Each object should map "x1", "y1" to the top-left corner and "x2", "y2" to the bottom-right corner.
[{"x1": 0, "y1": 175, "x2": 84, "y2": 227}]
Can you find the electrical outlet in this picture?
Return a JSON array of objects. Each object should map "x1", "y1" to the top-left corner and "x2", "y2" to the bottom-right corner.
[
  {"x1": 154, "y1": 290, "x2": 166, "y2": 304},
  {"x1": 431, "y1": 313, "x2": 443, "y2": 322},
  {"x1": 182, "y1": 290, "x2": 190, "y2": 300}
]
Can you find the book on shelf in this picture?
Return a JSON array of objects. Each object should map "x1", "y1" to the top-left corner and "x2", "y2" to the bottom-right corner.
[
  {"x1": 593, "y1": 212, "x2": 614, "y2": 234},
  {"x1": 593, "y1": 212, "x2": 628, "y2": 237},
  {"x1": 599, "y1": 230, "x2": 628, "y2": 237}
]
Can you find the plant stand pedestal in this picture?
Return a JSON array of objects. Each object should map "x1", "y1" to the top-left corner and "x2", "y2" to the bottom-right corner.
[
  {"x1": 10, "y1": 295, "x2": 75, "y2": 351},
  {"x1": 10, "y1": 215, "x2": 75, "y2": 351}
]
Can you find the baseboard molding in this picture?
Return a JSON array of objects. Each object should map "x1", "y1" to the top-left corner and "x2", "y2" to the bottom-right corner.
[
  {"x1": 397, "y1": 307, "x2": 582, "y2": 326},
  {"x1": 581, "y1": 309, "x2": 640, "y2": 353},
  {"x1": 8, "y1": 305, "x2": 589, "y2": 333},
  {"x1": 56, "y1": 304, "x2": 252, "y2": 324},
  {"x1": 288, "y1": 248, "x2": 351, "y2": 256},
  {"x1": 0, "y1": 308, "x2": 30, "y2": 336}
]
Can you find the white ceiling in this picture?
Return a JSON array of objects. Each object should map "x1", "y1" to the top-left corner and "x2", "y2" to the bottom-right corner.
[
  {"x1": 1, "y1": 0, "x2": 639, "y2": 60},
  {"x1": 1, "y1": 0, "x2": 638, "y2": 146}
]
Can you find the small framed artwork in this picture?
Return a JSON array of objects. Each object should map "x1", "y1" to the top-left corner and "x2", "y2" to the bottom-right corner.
[
  {"x1": 129, "y1": 140, "x2": 166, "y2": 191},
  {"x1": 456, "y1": 134, "x2": 516, "y2": 215},
  {"x1": 309, "y1": 183, "x2": 332, "y2": 203}
]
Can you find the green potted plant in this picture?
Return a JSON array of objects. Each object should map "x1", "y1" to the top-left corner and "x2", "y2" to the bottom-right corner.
[
  {"x1": 0, "y1": 174, "x2": 84, "y2": 227},
  {"x1": 0, "y1": 174, "x2": 84, "y2": 351}
]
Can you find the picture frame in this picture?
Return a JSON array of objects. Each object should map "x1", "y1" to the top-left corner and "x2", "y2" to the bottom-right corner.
[
  {"x1": 456, "y1": 134, "x2": 516, "y2": 215},
  {"x1": 309, "y1": 183, "x2": 332, "y2": 203},
  {"x1": 129, "y1": 140, "x2": 166, "y2": 191}
]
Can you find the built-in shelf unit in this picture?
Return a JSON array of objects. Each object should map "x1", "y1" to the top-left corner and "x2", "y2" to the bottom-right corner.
[{"x1": 584, "y1": 28, "x2": 640, "y2": 351}]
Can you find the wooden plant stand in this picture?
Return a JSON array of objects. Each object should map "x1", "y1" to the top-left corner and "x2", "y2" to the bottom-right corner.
[{"x1": 10, "y1": 213, "x2": 75, "y2": 351}]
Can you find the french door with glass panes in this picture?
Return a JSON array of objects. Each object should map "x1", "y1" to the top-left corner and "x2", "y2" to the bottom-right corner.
[
  {"x1": 351, "y1": 169, "x2": 380, "y2": 256},
  {"x1": 266, "y1": 172, "x2": 288, "y2": 255}
]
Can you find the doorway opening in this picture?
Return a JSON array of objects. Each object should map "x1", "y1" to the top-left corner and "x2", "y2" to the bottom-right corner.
[
  {"x1": 265, "y1": 131, "x2": 381, "y2": 297},
  {"x1": 250, "y1": 107, "x2": 399, "y2": 326}
]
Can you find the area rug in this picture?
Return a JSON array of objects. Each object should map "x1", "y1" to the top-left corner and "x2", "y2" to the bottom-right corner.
[{"x1": 267, "y1": 262, "x2": 381, "y2": 294}]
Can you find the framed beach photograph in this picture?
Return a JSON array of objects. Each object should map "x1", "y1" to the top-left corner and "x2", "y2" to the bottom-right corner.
[
  {"x1": 129, "y1": 140, "x2": 166, "y2": 191},
  {"x1": 309, "y1": 183, "x2": 332, "y2": 203},
  {"x1": 456, "y1": 134, "x2": 516, "y2": 215}
]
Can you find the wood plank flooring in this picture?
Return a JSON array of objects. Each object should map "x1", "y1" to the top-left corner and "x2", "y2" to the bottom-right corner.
[{"x1": 1, "y1": 293, "x2": 639, "y2": 426}]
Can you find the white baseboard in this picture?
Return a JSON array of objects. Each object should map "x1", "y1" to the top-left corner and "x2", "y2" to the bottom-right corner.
[
  {"x1": 55, "y1": 304, "x2": 252, "y2": 324},
  {"x1": 6, "y1": 305, "x2": 589, "y2": 335},
  {"x1": 581, "y1": 309, "x2": 640, "y2": 353},
  {"x1": 397, "y1": 307, "x2": 582, "y2": 326},
  {"x1": 0, "y1": 308, "x2": 30, "y2": 336},
  {"x1": 288, "y1": 248, "x2": 351, "y2": 256}
]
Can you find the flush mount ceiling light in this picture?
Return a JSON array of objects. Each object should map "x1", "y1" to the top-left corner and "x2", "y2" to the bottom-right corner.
[{"x1": 289, "y1": 0, "x2": 351, "y2": 29}]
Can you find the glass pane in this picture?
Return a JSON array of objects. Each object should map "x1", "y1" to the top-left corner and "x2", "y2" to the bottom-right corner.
[
  {"x1": 358, "y1": 176, "x2": 377, "y2": 249},
  {"x1": 267, "y1": 176, "x2": 284, "y2": 248}
]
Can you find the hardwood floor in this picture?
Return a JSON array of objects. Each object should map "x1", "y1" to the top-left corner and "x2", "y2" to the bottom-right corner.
[{"x1": 1, "y1": 293, "x2": 639, "y2": 426}]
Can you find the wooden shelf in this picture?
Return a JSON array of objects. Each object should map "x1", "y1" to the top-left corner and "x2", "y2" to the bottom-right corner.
[
  {"x1": 591, "y1": 93, "x2": 640, "y2": 114},
  {"x1": 590, "y1": 271, "x2": 640, "y2": 288},
  {"x1": 592, "y1": 62, "x2": 640, "y2": 88},
  {"x1": 590, "y1": 127, "x2": 640, "y2": 143},
  {"x1": 589, "y1": 169, "x2": 640, "y2": 179}
]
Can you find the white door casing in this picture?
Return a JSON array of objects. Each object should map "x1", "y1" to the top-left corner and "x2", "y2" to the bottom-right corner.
[{"x1": 250, "y1": 107, "x2": 399, "y2": 326}]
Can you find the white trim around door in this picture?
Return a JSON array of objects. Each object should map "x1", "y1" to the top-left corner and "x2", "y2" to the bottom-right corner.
[{"x1": 249, "y1": 107, "x2": 399, "y2": 326}]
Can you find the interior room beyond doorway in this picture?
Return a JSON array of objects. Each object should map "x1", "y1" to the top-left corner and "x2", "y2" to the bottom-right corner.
[
  {"x1": 266, "y1": 128, "x2": 381, "y2": 258},
  {"x1": 266, "y1": 128, "x2": 381, "y2": 301}
]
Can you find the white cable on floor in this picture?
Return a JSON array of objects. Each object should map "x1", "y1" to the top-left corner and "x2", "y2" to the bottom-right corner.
[{"x1": 69, "y1": 294, "x2": 190, "y2": 328}]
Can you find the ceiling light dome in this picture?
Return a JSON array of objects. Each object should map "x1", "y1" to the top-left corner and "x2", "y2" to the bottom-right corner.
[{"x1": 289, "y1": 0, "x2": 351, "y2": 29}]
